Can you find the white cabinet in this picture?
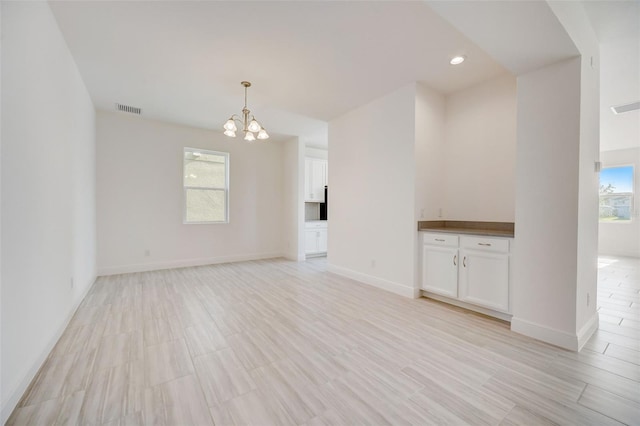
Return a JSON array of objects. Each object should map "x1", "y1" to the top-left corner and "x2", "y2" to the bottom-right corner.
[
  {"x1": 305, "y1": 230, "x2": 321, "y2": 253},
  {"x1": 459, "y1": 236, "x2": 510, "y2": 312},
  {"x1": 421, "y1": 232, "x2": 511, "y2": 315},
  {"x1": 305, "y1": 221, "x2": 328, "y2": 255},
  {"x1": 421, "y1": 233, "x2": 459, "y2": 298},
  {"x1": 305, "y1": 158, "x2": 327, "y2": 202},
  {"x1": 317, "y1": 229, "x2": 328, "y2": 252}
]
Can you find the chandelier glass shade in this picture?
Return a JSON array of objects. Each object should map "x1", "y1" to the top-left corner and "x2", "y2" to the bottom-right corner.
[{"x1": 223, "y1": 81, "x2": 269, "y2": 141}]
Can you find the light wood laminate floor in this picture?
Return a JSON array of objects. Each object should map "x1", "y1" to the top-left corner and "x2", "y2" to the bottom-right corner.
[{"x1": 8, "y1": 256, "x2": 640, "y2": 425}]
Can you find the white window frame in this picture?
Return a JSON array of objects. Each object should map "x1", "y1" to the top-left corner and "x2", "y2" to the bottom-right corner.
[
  {"x1": 183, "y1": 147, "x2": 230, "y2": 224},
  {"x1": 599, "y1": 163, "x2": 634, "y2": 224}
]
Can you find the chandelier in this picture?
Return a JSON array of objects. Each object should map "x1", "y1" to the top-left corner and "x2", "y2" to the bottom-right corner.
[{"x1": 223, "y1": 81, "x2": 269, "y2": 141}]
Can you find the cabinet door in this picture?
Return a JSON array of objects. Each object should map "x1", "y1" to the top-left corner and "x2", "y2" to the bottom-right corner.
[
  {"x1": 317, "y1": 229, "x2": 328, "y2": 253},
  {"x1": 459, "y1": 250, "x2": 509, "y2": 312},
  {"x1": 304, "y1": 159, "x2": 313, "y2": 201},
  {"x1": 305, "y1": 230, "x2": 318, "y2": 254},
  {"x1": 422, "y1": 245, "x2": 458, "y2": 298},
  {"x1": 311, "y1": 160, "x2": 326, "y2": 202}
]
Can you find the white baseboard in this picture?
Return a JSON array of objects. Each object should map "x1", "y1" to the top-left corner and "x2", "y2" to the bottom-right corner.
[
  {"x1": 327, "y1": 264, "x2": 418, "y2": 299},
  {"x1": 577, "y1": 312, "x2": 600, "y2": 351},
  {"x1": 305, "y1": 252, "x2": 327, "y2": 259},
  {"x1": 1, "y1": 274, "x2": 96, "y2": 424},
  {"x1": 598, "y1": 250, "x2": 640, "y2": 259},
  {"x1": 283, "y1": 252, "x2": 305, "y2": 262},
  {"x1": 511, "y1": 316, "x2": 581, "y2": 351},
  {"x1": 97, "y1": 252, "x2": 283, "y2": 276}
]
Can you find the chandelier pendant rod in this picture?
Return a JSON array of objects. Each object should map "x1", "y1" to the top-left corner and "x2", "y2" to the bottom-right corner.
[
  {"x1": 242, "y1": 81, "x2": 251, "y2": 133},
  {"x1": 222, "y1": 81, "x2": 269, "y2": 141}
]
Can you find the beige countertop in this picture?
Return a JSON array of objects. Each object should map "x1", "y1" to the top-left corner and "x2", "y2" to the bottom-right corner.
[{"x1": 417, "y1": 220, "x2": 514, "y2": 238}]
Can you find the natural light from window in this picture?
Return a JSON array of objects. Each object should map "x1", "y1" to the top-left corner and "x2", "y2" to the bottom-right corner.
[
  {"x1": 599, "y1": 165, "x2": 634, "y2": 223},
  {"x1": 183, "y1": 148, "x2": 229, "y2": 223}
]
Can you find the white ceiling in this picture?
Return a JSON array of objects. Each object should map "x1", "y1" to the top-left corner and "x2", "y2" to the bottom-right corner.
[
  {"x1": 428, "y1": 0, "x2": 639, "y2": 152},
  {"x1": 583, "y1": 0, "x2": 640, "y2": 152},
  {"x1": 49, "y1": 1, "x2": 507, "y2": 146},
  {"x1": 427, "y1": 0, "x2": 579, "y2": 75},
  {"x1": 582, "y1": 0, "x2": 639, "y2": 43},
  {"x1": 49, "y1": 1, "x2": 639, "y2": 151}
]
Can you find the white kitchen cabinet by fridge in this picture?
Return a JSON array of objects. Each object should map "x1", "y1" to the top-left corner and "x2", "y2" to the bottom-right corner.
[
  {"x1": 305, "y1": 221, "x2": 328, "y2": 255},
  {"x1": 304, "y1": 158, "x2": 327, "y2": 202}
]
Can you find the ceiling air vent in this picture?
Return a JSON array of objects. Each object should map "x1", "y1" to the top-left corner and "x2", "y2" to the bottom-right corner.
[
  {"x1": 115, "y1": 103, "x2": 142, "y2": 115},
  {"x1": 611, "y1": 101, "x2": 640, "y2": 115}
]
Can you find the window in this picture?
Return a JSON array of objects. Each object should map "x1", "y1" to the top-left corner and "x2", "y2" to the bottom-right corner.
[
  {"x1": 599, "y1": 165, "x2": 634, "y2": 223},
  {"x1": 183, "y1": 147, "x2": 229, "y2": 223}
]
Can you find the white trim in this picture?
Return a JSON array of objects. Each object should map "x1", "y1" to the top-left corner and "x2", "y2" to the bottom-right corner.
[
  {"x1": 327, "y1": 264, "x2": 418, "y2": 299},
  {"x1": 284, "y1": 251, "x2": 305, "y2": 262},
  {"x1": 97, "y1": 252, "x2": 282, "y2": 276},
  {"x1": 598, "y1": 250, "x2": 640, "y2": 259},
  {"x1": 510, "y1": 316, "x2": 580, "y2": 351},
  {"x1": 577, "y1": 312, "x2": 600, "y2": 351},
  {"x1": 305, "y1": 252, "x2": 327, "y2": 259},
  {"x1": 1, "y1": 275, "x2": 95, "y2": 424},
  {"x1": 422, "y1": 291, "x2": 512, "y2": 322}
]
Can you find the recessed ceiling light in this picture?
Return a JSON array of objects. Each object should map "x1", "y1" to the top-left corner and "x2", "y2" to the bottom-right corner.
[{"x1": 450, "y1": 56, "x2": 466, "y2": 65}]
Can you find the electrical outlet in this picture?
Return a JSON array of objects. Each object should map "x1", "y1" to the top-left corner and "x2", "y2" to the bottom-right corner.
[
  {"x1": 70, "y1": 277, "x2": 74, "y2": 290},
  {"x1": 371, "y1": 259, "x2": 376, "y2": 268},
  {"x1": 145, "y1": 249, "x2": 150, "y2": 257},
  {"x1": 587, "y1": 292, "x2": 590, "y2": 307},
  {"x1": 420, "y1": 208, "x2": 425, "y2": 218},
  {"x1": 438, "y1": 208, "x2": 443, "y2": 218}
]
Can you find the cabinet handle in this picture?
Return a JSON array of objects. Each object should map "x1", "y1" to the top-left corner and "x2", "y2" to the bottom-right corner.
[
  {"x1": 478, "y1": 243, "x2": 492, "y2": 246},
  {"x1": 435, "y1": 238, "x2": 445, "y2": 242},
  {"x1": 453, "y1": 255, "x2": 457, "y2": 266},
  {"x1": 463, "y1": 256, "x2": 467, "y2": 267}
]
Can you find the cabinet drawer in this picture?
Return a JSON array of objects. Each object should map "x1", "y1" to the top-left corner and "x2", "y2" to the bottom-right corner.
[
  {"x1": 460, "y1": 236, "x2": 509, "y2": 253},
  {"x1": 422, "y1": 232, "x2": 458, "y2": 247},
  {"x1": 305, "y1": 221, "x2": 328, "y2": 229}
]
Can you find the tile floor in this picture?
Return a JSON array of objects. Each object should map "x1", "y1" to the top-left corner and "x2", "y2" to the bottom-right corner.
[{"x1": 6, "y1": 256, "x2": 640, "y2": 425}]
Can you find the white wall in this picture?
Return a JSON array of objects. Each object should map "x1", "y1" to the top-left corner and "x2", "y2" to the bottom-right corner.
[
  {"x1": 599, "y1": 37, "x2": 639, "y2": 152},
  {"x1": 283, "y1": 137, "x2": 305, "y2": 261},
  {"x1": 599, "y1": 148, "x2": 640, "y2": 258},
  {"x1": 443, "y1": 74, "x2": 517, "y2": 221},
  {"x1": 548, "y1": 0, "x2": 601, "y2": 347},
  {"x1": 1, "y1": 2, "x2": 96, "y2": 421},
  {"x1": 573, "y1": 36, "x2": 600, "y2": 342},
  {"x1": 415, "y1": 83, "x2": 446, "y2": 222},
  {"x1": 328, "y1": 84, "x2": 418, "y2": 297},
  {"x1": 598, "y1": 36, "x2": 640, "y2": 258},
  {"x1": 512, "y1": 57, "x2": 585, "y2": 350},
  {"x1": 96, "y1": 111, "x2": 283, "y2": 274},
  {"x1": 0, "y1": 5, "x2": 4, "y2": 418}
]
